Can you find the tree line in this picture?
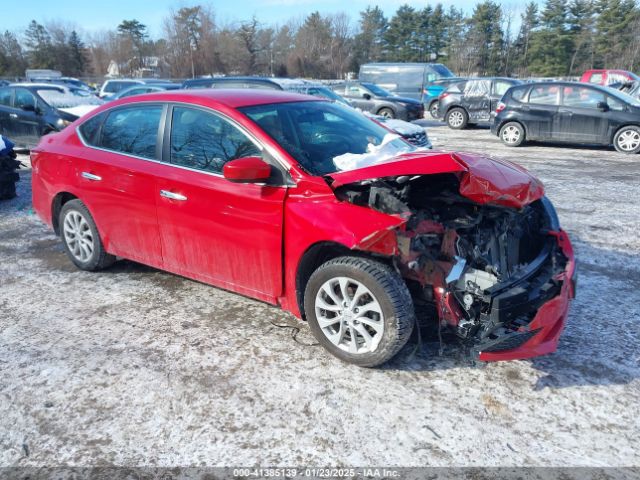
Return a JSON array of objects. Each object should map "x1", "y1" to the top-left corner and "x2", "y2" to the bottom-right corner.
[{"x1": 1, "y1": 0, "x2": 639, "y2": 80}]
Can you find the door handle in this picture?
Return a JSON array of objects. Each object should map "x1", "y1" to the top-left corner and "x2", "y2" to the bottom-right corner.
[
  {"x1": 9, "y1": 113, "x2": 18, "y2": 119},
  {"x1": 160, "y1": 190, "x2": 187, "y2": 201},
  {"x1": 81, "y1": 172, "x2": 102, "y2": 181}
]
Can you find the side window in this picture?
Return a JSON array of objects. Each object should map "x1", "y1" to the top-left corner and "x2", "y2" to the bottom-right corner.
[
  {"x1": 0, "y1": 88, "x2": 12, "y2": 106},
  {"x1": 607, "y1": 96, "x2": 625, "y2": 111},
  {"x1": 347, "y1": 85, "x2": 368, "y2": 97},
  {"x1": 101, "y1": 106, "x2": 162, "y2": 159},
  {"x1": 78, "y1": 112, "x2": 107, "y2": 146},
  {"x1": 493, "y1": 81, "x2": 513, "y2": 97},
  {"x1": 529, "y1": 85, "x2": 560, "y2": 105},
  {"x1": 169, "y1": 106, "x2": 261, "y2": 174},
  {"x1": 15, "y1": 89, "x2": 36, "y2": 110},
  {"x1": 562, "y1": 86, "x2": 605, "y2": 108},
  {"x1": 588, "y1": 73, "x2": 603, "y2": 84}
]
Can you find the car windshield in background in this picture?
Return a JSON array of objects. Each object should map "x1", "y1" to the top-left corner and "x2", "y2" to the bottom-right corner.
[
  {"x1": 308, "y1": 87, "x2": 350, "y2": 105},
  {"x1": 362, "y1": 83, "x2": 392, "y2": 97},
  {"x1": 431, "y1": 64, "x2": 455, "y2": 78},
  {"x1": 239, "y1": 101, "x2": 417, "y2": 175},
  {"x1": 37, "y1": 88, "x2": 103, "y2": 108}
]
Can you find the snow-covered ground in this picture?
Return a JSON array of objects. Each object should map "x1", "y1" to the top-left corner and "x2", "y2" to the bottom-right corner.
[{"x1": 1, "y1": 125, "x2": 639, "y2": 468}]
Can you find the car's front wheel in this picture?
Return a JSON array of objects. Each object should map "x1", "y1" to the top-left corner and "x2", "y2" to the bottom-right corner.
[
  {"x1": 499, "y1": 122, "x2": 526, "y2": 147},
  {"x1": 59, "y1": 199, "x2": 116, "y2": 271},
  {"x1": 304, "y1": 256, "x2": 415, "y2": 367},
  {"x1": 613, "y1": 126, "x2": 640, "y2": 154},
  {"x1": 446, "y1": 107, "x2": 468, "y2": 129}
]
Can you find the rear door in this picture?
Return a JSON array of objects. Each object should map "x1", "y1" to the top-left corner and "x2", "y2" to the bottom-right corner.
[
  {"x1": 72, "y1": 104, "x2": 164, "y2": 266},
  {"x1": 558, "y1": 85, "x2": 609, "y2": 143},
  {"x1": 153, "y1": 105, "x2": 287, "y2": 302},
  {"x1": 463, "y1": 80, "x2": 491, "y2": 121},
  {"x1": 525, "y1": 84, "x2": 560, "y2": 140}
]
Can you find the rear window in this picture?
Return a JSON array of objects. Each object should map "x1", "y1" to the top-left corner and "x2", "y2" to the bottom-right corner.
[
  {"x1": 529, "y1": 85, "x2": 560, "y2": 105},
  {"x1": 587, "y1": 73, "x2": 603, "y2": 84},
  {"x1": 104, "y1": 81, "x2": 138, "y2": 93},
  {"x1": 78, "y1": 112, "x2": 107, "y2": 145},
  {"x1": 511, "y1": 87, "x2": 528, "y2": 102},
  {"x1": 100, "y1": 106, "x2": 162, "y2": 159}
]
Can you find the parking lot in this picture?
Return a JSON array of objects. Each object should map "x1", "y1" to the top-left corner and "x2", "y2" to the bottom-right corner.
[{"x1": 1, "y1": 122, "x2": 639, "y2": 467}]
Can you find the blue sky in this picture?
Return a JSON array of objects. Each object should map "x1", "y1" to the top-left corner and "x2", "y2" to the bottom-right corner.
[{"x1": 8, "y1": 0, "x2": 529, "y2": 37}]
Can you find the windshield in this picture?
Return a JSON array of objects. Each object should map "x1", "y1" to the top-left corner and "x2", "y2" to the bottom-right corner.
[
  {"x1": 308, "y1": 87, "x2": 351, "y2": 105},
  {"x1": 361, "y1": 82, "x2": 392, "y2": 97},
  {"x1": 607, "y1": 86, "x2": 640, "y2": 107},
  {"x1": 239, "y1": 101, "x2": 418, "y2": 175},
  {"x1": 430, "y1": 64, "x2": 455, "y2": 78},
  {"x1": 37, "y1": 88, "x2": 103, "y2": 108}
]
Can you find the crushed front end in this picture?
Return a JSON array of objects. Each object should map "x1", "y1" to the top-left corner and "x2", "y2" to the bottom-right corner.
[{"x1": 334, "y1": 168, "x2": 576, "y2": 361}]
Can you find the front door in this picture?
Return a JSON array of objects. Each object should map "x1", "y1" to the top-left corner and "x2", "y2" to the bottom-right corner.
[
  {"x1": 557, "y1": 85, "x2": 609, "y2": 143},
  {"x1": 13, "y1": 88, "x2": 42, "y2": 146},
  {"x1": 154, "y1": 105, "x2": 286, "y2": 302}
]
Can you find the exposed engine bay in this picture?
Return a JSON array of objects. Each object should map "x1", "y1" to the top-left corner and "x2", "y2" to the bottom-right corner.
[{"x1": 334, "y1": 173, "x2": 569, "y2": 356}]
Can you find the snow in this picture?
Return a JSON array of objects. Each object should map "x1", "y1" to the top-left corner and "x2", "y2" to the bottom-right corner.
[{"x1": 0, "y1": 124, "x2": 639, "y2": 468}]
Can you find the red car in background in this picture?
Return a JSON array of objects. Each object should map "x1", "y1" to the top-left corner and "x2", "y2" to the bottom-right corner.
[
  {"x1": 31, "y1": 90, "x2": 576, "y2": 366},
  {"x1": 581, "y1": 69, "x2": 640, "y2": 86}
]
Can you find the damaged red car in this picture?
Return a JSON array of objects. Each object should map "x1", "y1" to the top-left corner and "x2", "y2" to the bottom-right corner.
[{"x1": 31, "y1": 90, "x2": 577, "y2": 367}]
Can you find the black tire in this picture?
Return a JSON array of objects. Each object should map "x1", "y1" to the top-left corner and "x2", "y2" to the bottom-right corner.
[
  {"x1": 499, "y1": 121, "x2": 526, "y2": 147},
  {"x1": 613, "y1": 126, "x2": 640, "y2": 154},
  {"x1": 429, "y1": 101, "x2": 440, "y2": 119},
  {"x1": 304, "y1": 256, "x2": 415, "y2": 367},
  {"x1": 446, "y1": 107, "x2": 468, "y2": 129},
  {"x1": 59, "y1": 199, "x2": 116, "y2": 271},
  {"x1": 377, "y1": 107, "x2": 395, "y2": 119}
]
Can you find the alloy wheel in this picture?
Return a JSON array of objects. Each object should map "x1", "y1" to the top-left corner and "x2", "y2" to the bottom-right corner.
[
  {"x1": 314, "y1": 276, "x2": 384, "y2": 354},
  {"x1": 448, "y1": 110, "x2": 464, "y2": 127},
  {"x1": 63, "y1": 211, "x2": 94, "y2": 263}
]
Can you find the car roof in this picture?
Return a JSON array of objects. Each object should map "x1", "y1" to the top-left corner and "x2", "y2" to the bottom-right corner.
[
  {"x1": 109, "y1": 89, "x2": 318, "y2": 109},
  {"x1": 9, "y1": 82, "x2": 69, "y2": 91}
]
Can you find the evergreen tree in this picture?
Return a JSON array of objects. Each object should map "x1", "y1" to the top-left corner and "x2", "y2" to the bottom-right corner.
[
  {"x1": 67, "y1": 30, "x2": 87, "y2": 76},
  {"x1": 513, "y1": 2, "x2": 539, "y2": 75},
  {"x1": 528, "y1": 0, "x2": 573, "y2": 76},
  {"x1": 352, "y1": 6, "x2": 387, "y2": 68},
  {"x1": 466, "y1": 1, "x2": 504, "y2": 75},
  {"x1": 384, "y1": 5, "x2": 419, "y2": 62},
  {"x1": 24, "y1": 20, "x2": 54, "y2": 69}
]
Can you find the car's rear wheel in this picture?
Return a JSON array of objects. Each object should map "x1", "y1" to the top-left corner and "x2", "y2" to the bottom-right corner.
[
  {"x1": 613, "y1": 126, "x2": 640, "y2": 154},
  {"x1": 429, "y1": 101, "x2": 439, "y2": 119},
  {"x1": 59, "y1": 199, "x2": 115, "y2": 271},
  {"x1": 304, "y1": 256, "x2": 415, "y2": 367},
  {"x1": 446, "y1": 107, "x2": 468, "y2": 129},
  {"x1": 377, "y1": 107, "x2": 395, "y2": 119},
  {"x1": 499, "y1": 122, "x2": 525, "y2": 147}
]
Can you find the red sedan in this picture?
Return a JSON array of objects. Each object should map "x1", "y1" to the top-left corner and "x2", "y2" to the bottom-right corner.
[{"x1": 31, "y1": 90, "x2": 576, "y2": 366}]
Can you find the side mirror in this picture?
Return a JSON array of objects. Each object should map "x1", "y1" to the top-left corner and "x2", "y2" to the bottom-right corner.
[
  {"x1": 362, "y1": 93, "x2": 372, "y2": 100},
  {"x1": 223, "y1": 156, "x2": 271, "y2": 183},
  {"x1": 597, "y1": 101, "x2": 609, "y2": 112}
]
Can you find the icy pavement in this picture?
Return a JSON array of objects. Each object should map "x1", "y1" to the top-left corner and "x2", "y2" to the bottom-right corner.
[{"x1": 0, "y1": 126, "x2": 639, "y2": 467}]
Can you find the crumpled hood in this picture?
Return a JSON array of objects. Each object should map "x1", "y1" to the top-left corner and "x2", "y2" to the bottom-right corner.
[{"x1": 326, "y1": 151, "x2": 544, "y2": 209}]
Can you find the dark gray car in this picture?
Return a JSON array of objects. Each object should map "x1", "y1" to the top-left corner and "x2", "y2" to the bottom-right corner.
[
  {"x1": 331, "y1": 82, "x2": 424, "y2": 121},
  {"x1": 438, "y1": 77, "x2": 522, "y2": 129}
]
